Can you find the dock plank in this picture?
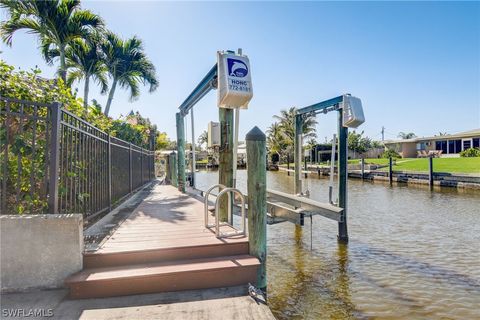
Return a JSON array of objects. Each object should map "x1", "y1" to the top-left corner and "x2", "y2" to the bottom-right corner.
[{"x1": 97, "y1": 185, "x2": 248, "y2": 254}]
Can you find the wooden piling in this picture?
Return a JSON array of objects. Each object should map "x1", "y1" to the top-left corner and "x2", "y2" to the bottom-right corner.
[
  {"x1": 170, "y1": 152, "x2": 178, "y2": 187},
  {"x1": 337, "y1": 110, "x2": 348, "y2": 243},
  {"x1": 175, "y1": 113, "x2": 185, "y2": 192},
  {"x1": 287, "y1": 154, "x2": 290, "y2": 176},
  {"x1": 428, "y1": 156, "x2": 434, "y2": 188},
  {"x1": 389, "y1": 157, "x2": 393, "y2": 185},
  {"x1": 246, "y1": 126, "x2": 267, "y2": 292},
  {"x1": 304, "y1": 156, "x2": 308, "y2": 179},
  {"x1": 361, "y1": 158, "x2": 365, "y2": 180},
  {"x1": 294, "y1": 114, "x2": 303, "y2": 194},
  {"x1": 218, "y1": 108, "x2": 233, "y2": 222},
  {"x1": 165, "y1": 153, "x2": 171, "y2": 184}
]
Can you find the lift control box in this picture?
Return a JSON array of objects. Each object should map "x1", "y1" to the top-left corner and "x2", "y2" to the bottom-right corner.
[
  {"x1": 208, "y1": 121, "x2": 220, "y2": 147},
  {"x1": 342, "y1": 95, "x2": 365, "y2": 128},
  {"x1": 217, "y1": 51, "x2": 253, "y2": 109}
]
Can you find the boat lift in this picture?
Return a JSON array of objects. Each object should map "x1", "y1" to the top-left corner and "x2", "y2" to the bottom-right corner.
[
  {"x1": 176, "y1": 49, "x2": 253, "y2": 238},
  {"x1": 175, "y1": 50, "x2": 364, "y2": 243},
  {"x1": 288, "y1": 94, "x2": 364, "y2": 243}
]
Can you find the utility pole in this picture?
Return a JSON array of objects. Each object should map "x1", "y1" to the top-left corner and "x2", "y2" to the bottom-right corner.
[{"x1": 381, "y1": 126, "x2": 385, "y2": 141}]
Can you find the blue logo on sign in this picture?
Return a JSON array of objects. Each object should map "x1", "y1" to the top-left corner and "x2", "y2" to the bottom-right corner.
[{"x1": 227, "y1": 58, "x2": 248, "y2": 78}]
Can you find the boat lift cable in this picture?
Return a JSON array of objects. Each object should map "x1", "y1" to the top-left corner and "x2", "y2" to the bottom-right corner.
[
  {"x1": 329, "y1": 133, "x2": 337, "y2": 205},
  {"x1": 233, "y1": 108, "x2": 240, "y2": 187}
]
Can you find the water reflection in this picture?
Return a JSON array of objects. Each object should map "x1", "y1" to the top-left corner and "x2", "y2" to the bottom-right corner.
[{"x1": 196, "y1": 170, "x2": 480, "y2": 319}]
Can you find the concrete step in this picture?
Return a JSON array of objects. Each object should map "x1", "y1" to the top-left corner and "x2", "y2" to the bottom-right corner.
[
  {"x1": 65, "y1": 255, "x2": 260, "y2": 299},
  {"x1": 84, "y1": 240, "x2": 249, "y2": 268}
]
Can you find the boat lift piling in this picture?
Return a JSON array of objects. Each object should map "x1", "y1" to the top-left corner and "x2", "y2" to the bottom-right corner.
[
  {"x1": 172, "y1": 50, "x2": 364, "y2": 293},
  {"x1": 293, "y1": 94, "x2": 364, "y2": 243}
]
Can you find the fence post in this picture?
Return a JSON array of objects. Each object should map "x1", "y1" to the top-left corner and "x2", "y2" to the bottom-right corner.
[
  {"x1": 246, "y1": 126, "x2": 267, "y2": 293},
  {"x1": 48, "y1": 102, "x2": 61, "y2": 214},
  {"x1": 129, "y1": 143, "x2": 133, "y2": 193},
  {"x1": 107, "y1": 134, "x2": 112, "y2": 211},
  {"x1": 429, "y1": 156, "x2": 434, "y2": 188},
  {"x1": 389, "y1": 157, "x2": 393, "y2": 185}
]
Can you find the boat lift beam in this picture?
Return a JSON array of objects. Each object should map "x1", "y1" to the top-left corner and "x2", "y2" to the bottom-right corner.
[
  {"x1": 266, "y1": 189, "x2": 343, "y2": 225},
  {"x1": 179, "y1": 64, "x2": 217, "y2": 117},
  {"x1": 175, "y1": 64, "x2": 217, "y2": 192},
  {"x1": 294, "y1": 94, "x2": 350, "y2": 243}
]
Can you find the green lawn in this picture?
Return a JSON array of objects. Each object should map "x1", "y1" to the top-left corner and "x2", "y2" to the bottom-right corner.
[
  {"x1": 280, "y1": 157, "x2": 480, "y2": 174},
  {"x1": 378, "y1": 157, "x2": 480, "y2": 174}
]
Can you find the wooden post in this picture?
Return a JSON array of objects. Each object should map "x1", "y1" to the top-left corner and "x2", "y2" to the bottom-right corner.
[
  {"x1": 171, "y1": 152, "x2": 178, "y2": 187},
  {"x1": 304, "y1": 155, "x2": 308, "y2": 179},
  {"x1": 165, "y1": 153, "x2": 171, "y2": 184},
  {"x1": 176, "y1": 112, "x2": 186, "y2": 192},
  {"x1": 246, "y1": 126, "x2": 267, "y2": 292},
  {"x1": 428, "y1": 156, "x2": 434, "y2": 188},
  {"x1": 361, "y1": 158, "x2": 365, "y2": 180},
  {"x1": 287, "y1": 154, "x2": 290, "y2": 176},
  {"x1": 218, "y1": 108, "x2": 233, "y2": 222},
  {"x1": 294, "y1": 114, "x2": 303, "y2": 194},
  {"x1": 48, "y1": 102, "x2": 61, "y2": 214},
  {"x1": 337, "y1": 110, "x2": 348, "y2": 243},
  {"x1": 389, "y1": 157, "x2": 393, "y2": 185}
]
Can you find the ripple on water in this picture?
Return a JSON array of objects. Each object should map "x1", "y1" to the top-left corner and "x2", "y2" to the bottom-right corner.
[{"x1": 197, "y1": 171, "x2": 480, "y2": 319}]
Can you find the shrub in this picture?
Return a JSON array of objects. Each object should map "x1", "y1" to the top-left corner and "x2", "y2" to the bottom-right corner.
[
  {"x1": 381, "y1": 149, "x2": 401, "y2": 159},
  {"x1": 460, "y1": 147, "x2": 480, "y2": 157},
  {"x1": 0, "y1": 60, "x2": 157, "y2": 214}
]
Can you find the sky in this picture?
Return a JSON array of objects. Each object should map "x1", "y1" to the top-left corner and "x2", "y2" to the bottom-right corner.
[{"x1": 1, "y1": 1, "x2": 479, "y2": 144}]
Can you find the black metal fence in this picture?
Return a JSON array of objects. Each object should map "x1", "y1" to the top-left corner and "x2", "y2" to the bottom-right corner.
[{"x1": 1, "y1": 96, "x2": 155, "y2": 220}]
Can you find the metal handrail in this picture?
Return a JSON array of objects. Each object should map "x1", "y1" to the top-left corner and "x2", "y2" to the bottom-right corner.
[
  {"x1": 214, "y1": 188, "x2": 246, "y2": 238},
  {"x1": 204, "y1": 184, "x2": 228, "y2": 228}
]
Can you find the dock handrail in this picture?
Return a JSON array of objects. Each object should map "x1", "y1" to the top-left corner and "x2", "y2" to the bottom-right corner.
[
  {"x1": 204, "y1": 184, "x2": 228, "y2": 228},
  {"x1": 214, "y1": 188, "x2": 246, "y2": 238}
]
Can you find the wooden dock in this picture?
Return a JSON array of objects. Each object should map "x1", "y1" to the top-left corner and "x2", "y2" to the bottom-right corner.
[{"x1": 65, "y1": 184, "x2": 260, "y2": 300}]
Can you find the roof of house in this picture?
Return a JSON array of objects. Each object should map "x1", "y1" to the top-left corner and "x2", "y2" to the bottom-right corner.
[{"x1": 384, "y1": 128, "x2": 480, "y2": 145}]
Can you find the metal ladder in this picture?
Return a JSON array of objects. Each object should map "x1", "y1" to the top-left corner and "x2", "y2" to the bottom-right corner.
[{"x1": 204, "y1": 184, "x2": 246, "y2": 238}]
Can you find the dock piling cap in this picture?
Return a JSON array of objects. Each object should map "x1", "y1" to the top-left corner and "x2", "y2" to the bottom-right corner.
[{"x1": 246, "y1": 126, "x2": 266, "y2": 142}]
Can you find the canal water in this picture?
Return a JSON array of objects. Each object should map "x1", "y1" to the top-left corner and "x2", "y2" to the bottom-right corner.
[{"x1": 196, "y1": 170, "x2": 480, "y2": 320}]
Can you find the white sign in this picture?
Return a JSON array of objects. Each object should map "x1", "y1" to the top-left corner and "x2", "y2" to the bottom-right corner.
[{"x1": 217, "y1": 51, "x2": 253, "y2": 109}]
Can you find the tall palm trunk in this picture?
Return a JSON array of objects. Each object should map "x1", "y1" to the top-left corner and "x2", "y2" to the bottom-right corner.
[
  {"x1": 59, "y1": 45, "x2": 67, "y2": 83},
  {"x1": 83, "y1": 75, "x2": 90, "y2": 112},
  {"x1": 104, "y1": 78, "x2": 117, "y2": 116}
]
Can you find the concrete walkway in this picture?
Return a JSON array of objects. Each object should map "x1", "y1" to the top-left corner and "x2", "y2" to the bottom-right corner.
[{"x1": 1, "y1": 286, "x2": 274, "y2": 320}]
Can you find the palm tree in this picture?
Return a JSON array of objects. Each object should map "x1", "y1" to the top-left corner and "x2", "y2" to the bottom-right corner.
[
  {"x1": 267, "y1": 108, "x2": 317, "y2": 163},
  {"x1": 102, "y1": 32, "x2": 158, "y2": 116},
  {"x1": 65, "y1": 32, "x2": 108, "y2": 111},
  {"x1": 398, "y1": 132, "x2": 417, "y2": 139},
  {"x1": 266, "y1": 122, "x2": 285, "y2": 155},
  {"x1": 0, "y1": 0, "x2": 104, "y2": 82},
  {"x1": 273, "y1": 107, "x2": 317, "y2": 146}
]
